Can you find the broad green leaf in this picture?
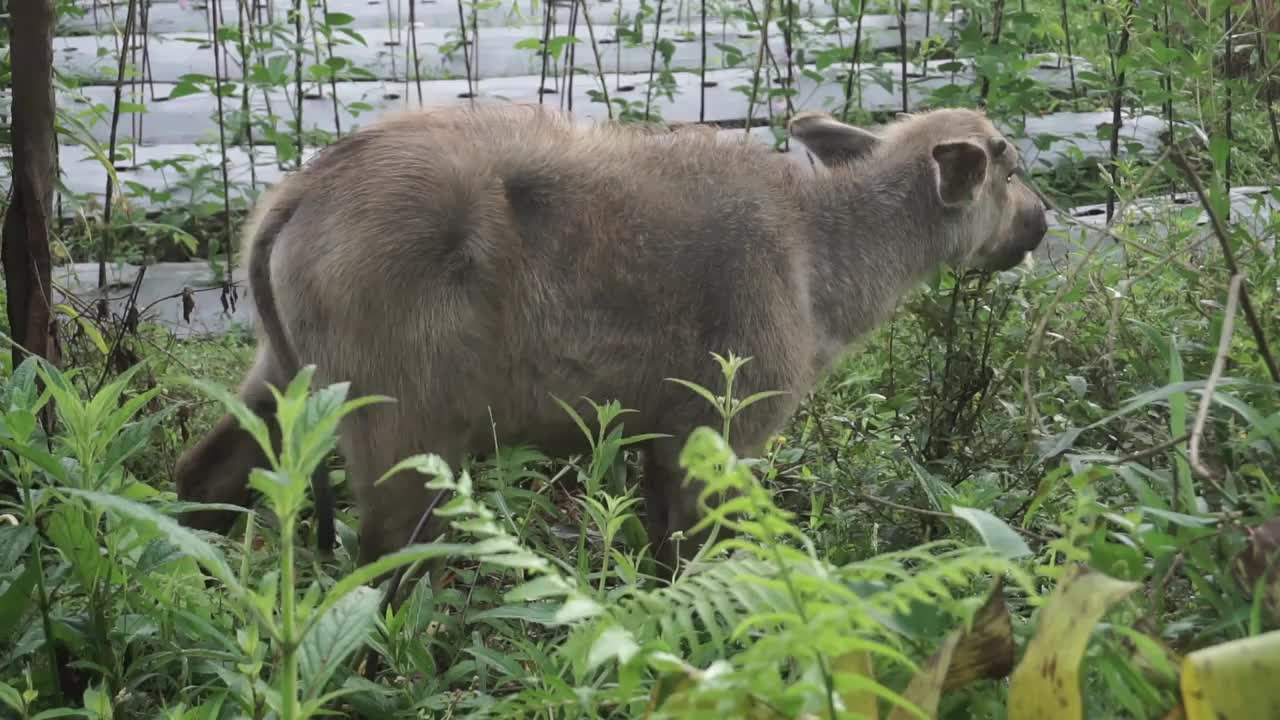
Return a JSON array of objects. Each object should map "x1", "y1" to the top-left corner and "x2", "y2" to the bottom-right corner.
[
  {"x1": 1007, "y1": 565, "x2": 1139, "y2": 719},
  {"x1": 1, "y1": 409, "x2": 37, "y2": 445},
  {"x1": 465, "y1": 644, "x2": 532, "y2": 681},
  {"x1": 0, "y1": 525, "x2": 36, "y2": 571},
  {"x1": 909, "y1": 459, "x2": 955, "y2": 511},
  {"x1": 308, "y1": 541, "x2": 481, "y2": 627},
  {"x1": 586, "y1": 624, "x2": 640, "y2": 672},
  {"x1": 1038, "y1": 378, "x2": 1258, "y2": 460},
  {"x1": 549, "y1": 394, "x2": 597, "y2": 449},
  {"x1": 0, "y1": 437, "x2": 69, "y2": 484},
  {"x1": 0, "y1": 681, "x2": 22, "y2": 712},
  {"x1": 1181, "y1": 629, "x2": 1280, "y2": 719},
  {"x1": 735, "y1": 390, "x2": 790, "y2": 413},
  {"x1": 1139, "y1": 507, "x2": 1216, "y2": 528},
  {"x1": 46, "y1": 504, "x2": 104, "y2": 588},
  {"x1": 299, "y1": 585, "x2": 381, "y2": 697},
  {"x1": 59, "y1": 489, "x2": 252, "y2": 612},
  {"x1": 82, "y1": 682, "x2": 112, "y2": 719},
  {"x1": 183, "y1": 378, "x2": 277, "y2": 467},
  {"x1": 1167, "y1": 338, "x2": 1193, "y2": 510},
  {"x1": 664, "y1": 377, "x2": 723, "y2": 415},
  {"x1": 0, "y1": 562, "x2": 39, "y2": 644},
  {"x1": 951, "y1": 505, "x2": 1032, "y2": 560},
  {"x1": 505, "y1": 574, "x2": 573, "y2": 602},
  {"x1": 3, "y1": 355, "x2": 42, "y2": 410},
  {"x1": 466, "y1": 604, "x2": 562, "y2": 625},
  {"x1": 99, "y1": 408, "x2": 172, "y2": 483},
  {"x1": 554, "y1": 593, "x2": 604, "y2": 624}
]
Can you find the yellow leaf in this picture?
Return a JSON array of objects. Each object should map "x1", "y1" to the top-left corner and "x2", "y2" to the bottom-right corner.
[
  {"x1": 887, "y1": 633, "x2": 959, "y2": 720},
  {"x1": 882, "y1": 578, "x2": 1015, "y2": 720},
  {"x1": 54, "y1": 302, "x2": 109, "y2": 355},
  {"x1": 1181, "y1": 629, "x2": 1280, "y2": 720},
  {"x1": 943, "y1": 577, "x2": 1016, "y2": 693},
  {"x1": 833, "y1": 650, "x2": 880, "y2": 720},
  {"x1": 1008, "y1": 564, "x2": 1139, "y2": 720},
  {"x1": 76, "y1": 316, "x2": 111, "y2": 355}
]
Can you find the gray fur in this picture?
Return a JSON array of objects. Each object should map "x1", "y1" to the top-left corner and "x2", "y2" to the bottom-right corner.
[{"x1": 174, "y1": 104, "x2": 1047, "y2": 575}]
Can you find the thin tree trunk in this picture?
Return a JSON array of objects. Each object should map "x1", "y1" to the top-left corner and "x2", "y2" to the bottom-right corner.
[{"x1": 2, "y1": 0, "x2": 60, "y2": 371}]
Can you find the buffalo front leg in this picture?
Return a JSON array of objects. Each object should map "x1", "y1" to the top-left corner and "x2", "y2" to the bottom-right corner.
[
  {"x1": 642, "y1": 423, "x2": 769, "y2": 581},
  {"x1": 642, "y1": 435, "x2": 735, "y2": 580}
]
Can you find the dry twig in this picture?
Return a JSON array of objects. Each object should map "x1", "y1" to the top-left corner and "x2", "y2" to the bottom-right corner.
[
  {"x1": 1098, "y1": 432, "x2": 1191, "y2": 466},
  {"x1": 1188, "y1": 273, "x2": 1243, "y2": 486}
]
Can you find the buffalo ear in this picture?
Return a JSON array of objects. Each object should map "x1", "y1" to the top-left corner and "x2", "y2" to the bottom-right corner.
[
  {"x1": 788, "y1": 112, "x2": 882, "y2": 167},
  {"x1": 930, "y1": 139, "x2": 989, "y2": 207}
]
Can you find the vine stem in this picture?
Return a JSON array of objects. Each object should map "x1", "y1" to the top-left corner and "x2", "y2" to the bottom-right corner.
[
  {"x1": 699, "y1": 0, "x2": 707, "y2": 122},
  {"x1": 1098, "y1": 433, "x2": 1191, "y2": 466},
  {"x1": 322, "y1": 0, "x2": 346, "y2": 131},
  {"x1": 210, "y1": 0, "x2": 234, "y2": 288},
  {"x1": 457, "y1": 0, "x2": 476, "y2": 100},
  {"x1": 578, "y1": 0, "x2": 613, "y2": 119},
  {"x1": 1060, "y1": 0, "x2": 1077, "y2": 101},
  {"x1": 898, "y1": 0, "x2": 909, "y2": 111},
  {"x1": 1104, "y1": 0, "x2": 1136, "y2": 223},
  {"x1": 979, "y1": 0, "x2": 1006, "y2": 102},
  {"x1": 1250, "y1": 0, "x2": 1280, "y2": 158},
  {"x1": 538, "y1": 0, "x2": 553, "y2": 103},
  {"x1": 1224, "y1": 4, "x2": 1234, "y2": 195},
  {"x1": 21, "y1": 465, "x2": 65, "y2": 703},
  {"x1": 644, "y1": 0, "x2": 668, "y2": 120},
  {"x1": 840, "y1": 0, "x2": 866, "y2": 118},
  {"x1": 742, "y1": 0, "x2": 774, "y2": 131},
  {"x1": 783, "y1": 0, "x2": 796, "y2": 143},
  {"x1": 767, "y1": 541, "x2": 838, "y2": 720},
  {"x1": 279, "y1": 513, "x2": 299, "y2": 720},
  {"x1": 293, "y1": 0, "x2": 305, "y2": 169},
  {"x1": 100, "y1": 0, "x2": 139, "y2": 293},
  {"x1": 236, "y1": 0, "x2": 259, "y2": 189},
  {"x1": 565, "y1": 0, "x2": 580, "y2": 113},
  {"x1": 1161, "y1": 0, "x2": 1173, "y2": 157}
]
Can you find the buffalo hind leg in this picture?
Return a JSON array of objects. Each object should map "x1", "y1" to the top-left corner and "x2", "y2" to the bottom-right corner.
[
  {"x1": 344, "y1": 427, "x2": 462, "y2": 593},
  {"x1": 642, "y1": 435, "x2": 730, "y2": 581},
  {"x1": 642, "y1": 428, "x2": 763, "y2": 581}
]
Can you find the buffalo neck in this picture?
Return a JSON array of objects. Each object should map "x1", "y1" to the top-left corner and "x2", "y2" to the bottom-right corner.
[{"x1": 802, "y1": 157, "x2": 958, "y2": 353}]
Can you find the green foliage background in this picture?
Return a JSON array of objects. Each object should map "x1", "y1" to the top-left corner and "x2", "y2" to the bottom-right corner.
[{"x1": 1, "y1": 0, "x2": 1279, "y2": 716}]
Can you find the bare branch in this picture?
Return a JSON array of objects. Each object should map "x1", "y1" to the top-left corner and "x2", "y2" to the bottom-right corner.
[{"x1": 1189, "y1": 273, "x2": 1243, "y2": 486}]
